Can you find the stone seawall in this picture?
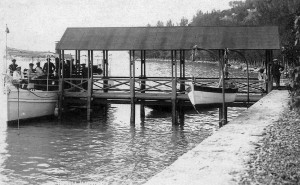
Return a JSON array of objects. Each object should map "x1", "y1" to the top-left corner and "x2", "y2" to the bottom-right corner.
[{"x1": 144, "y1": 90, "x2": 289, "y2": 185}]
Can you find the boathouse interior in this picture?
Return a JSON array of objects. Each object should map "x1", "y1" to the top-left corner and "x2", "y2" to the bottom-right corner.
[{"x1": 56, "y1": 26, "x2": 280, "y2": 124}]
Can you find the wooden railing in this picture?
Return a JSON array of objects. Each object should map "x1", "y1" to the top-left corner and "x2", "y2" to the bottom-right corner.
[{"x1": 62, "y1": 76, "x2": 265, "y2": 94}]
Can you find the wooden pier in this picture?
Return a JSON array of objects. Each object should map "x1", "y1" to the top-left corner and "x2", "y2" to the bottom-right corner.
[
  {"x1": 55, "y1": 26, "x2": 280, "y2": 126},
  {"x1": 60, "y1": 75, "x2": 265, "y2": 125}
]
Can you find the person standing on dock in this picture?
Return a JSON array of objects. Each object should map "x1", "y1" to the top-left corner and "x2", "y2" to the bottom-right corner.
[
  {"x1": 271, "y1": 59, "x2": 284, "y2": 88},
  {"x1": 9, "y1": 59, "x2": 18, "y2": 75},
  {"x1": 258, "y1": 68, "x2": 267, "y2": 93}
]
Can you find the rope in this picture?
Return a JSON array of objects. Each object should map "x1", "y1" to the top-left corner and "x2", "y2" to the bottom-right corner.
[{"x1": 17, "y1": 85, "x2": 20, "y2": 135}]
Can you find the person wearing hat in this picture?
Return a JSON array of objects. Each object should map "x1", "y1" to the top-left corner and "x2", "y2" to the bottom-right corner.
[
  {"x1": 43, "y1": 58, "x2": 56, "y2": 77},
  {"x1": 271, "y1": 59, "x2": 284, "y2": 88},
  {"x1": 9, "y1": 59, "x2": 18, "y2": 75}
]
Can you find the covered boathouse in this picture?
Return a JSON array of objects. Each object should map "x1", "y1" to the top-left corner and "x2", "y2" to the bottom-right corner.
[{"x1": 55, "y1": 26, "x2": 280, "y2": 124}]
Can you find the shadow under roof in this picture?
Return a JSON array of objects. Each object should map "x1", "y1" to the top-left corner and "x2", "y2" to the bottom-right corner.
[{"x1": 57, "y1": 26, "x2": 280, "y2": 50}]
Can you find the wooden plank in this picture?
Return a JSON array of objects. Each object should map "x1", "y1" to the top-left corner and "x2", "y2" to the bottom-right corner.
[
  {"x1": 171, "y1": 50, "x2": 178, "y2": 125},
  {"x1": 130, "y1": 50, "x2": 136, "y2": 125}
]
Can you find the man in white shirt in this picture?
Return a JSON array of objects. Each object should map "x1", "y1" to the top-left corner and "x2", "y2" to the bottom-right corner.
[{"x1": 13, "y1": 66, "x2": 24, "y2": 82}]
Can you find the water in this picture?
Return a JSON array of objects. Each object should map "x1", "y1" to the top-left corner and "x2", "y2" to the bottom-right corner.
[{"x1": 0, "y1": 54, "x2": 252, "y2": 184}]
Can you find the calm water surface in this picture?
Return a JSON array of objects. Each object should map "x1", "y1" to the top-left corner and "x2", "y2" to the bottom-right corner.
[{"x1": 0, "y1": 56, "x2": 254, "y2": 184}]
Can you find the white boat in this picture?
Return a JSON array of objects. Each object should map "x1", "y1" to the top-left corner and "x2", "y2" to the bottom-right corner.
[
  {"x1": 188, "y1": 84, "x2": 238, "y2": 105},
  {"x1": 4, "y1": 47, "x2": 59, "y2": 122},
  {"x1": 6, "y1": 85, "x2": 58, "y2": 121}
]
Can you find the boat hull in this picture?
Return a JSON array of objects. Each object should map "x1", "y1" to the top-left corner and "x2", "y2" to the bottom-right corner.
[
  {"x1": 188, "y1": 85, "x2": 238, "y2": 105},
  {"x1": 7, "y1": 89, "x2": 58, "y2": 121}
]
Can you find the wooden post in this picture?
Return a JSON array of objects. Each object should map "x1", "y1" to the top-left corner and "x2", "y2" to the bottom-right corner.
[
  {"x1": 87, "y1": 50, "x2": 93, "y2": 121},
  {"x1": 171, "y1": 50, "x2": 178, "y2": 125},
  {"x1": 179, "y1": 50, "x2": 185, "y2": 125},
  {"x1": 74, "y1": 50, "x2": 77, "y2": 77},
  {"x1": 58, "y1": 49, "x2": 63, "y2": 120},
  {"x1": 77, "y1": 50, "x2": 81, "y2": 76},
  {"x1": 70, "y1": 53, "x2": 73, "y2": 77},
  {"x1": 87, "y1": 78, "x2": 92, "y2": 121},
  {"x1": 224, "y1": 106, "x2": 228, "y2": 124},
  {"x1": 266, "y1": 50, "x2": 273, "y2": 93},
  {"x1": 130, "y1": 50, "x2": 136, "y2": 125},
  {"x1": 219, "y1": 106, "x2": 228, "y2": 127},
  {"x1": 219, "y1": 107, "x2": 222, "y2": 127},
  {"x1": 179, "y1": 50, "x2": 185, "y2": 92},
  {"x1": 140, "y1": 50, "x2": 146, "y2": 123},
  {"x1": 219, "y1": 49, "x2": 227, "y2": 127},
  {"x1": 103, "y1": 50, "x2": 108, "y2": 92}
]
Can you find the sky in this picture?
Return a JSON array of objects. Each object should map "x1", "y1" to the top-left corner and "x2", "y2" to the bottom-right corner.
[{"x1": 0, "y1": 0, "x2": 232, "y2": 54}]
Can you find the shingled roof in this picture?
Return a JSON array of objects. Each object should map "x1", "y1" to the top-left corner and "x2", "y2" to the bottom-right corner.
[{"x1": 57, "y1": 26, "x2": 280, "y2": 50}]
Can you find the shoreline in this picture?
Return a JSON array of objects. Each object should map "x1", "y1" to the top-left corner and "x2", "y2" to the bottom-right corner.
[{"x1": 144, "y1": 90, "x2": 289, "y2": 185}]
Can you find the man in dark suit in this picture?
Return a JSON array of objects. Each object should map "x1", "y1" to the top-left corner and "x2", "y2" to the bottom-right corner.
[
  {"x1": 9, "y1": 59, "x2": 18, "y2": 75},
  {"x1": 43, "y1": 58, "x2": 56, "y2": 77},
  {"x1": 271, "y1": 59, "x2": 284, "y2": 88}
]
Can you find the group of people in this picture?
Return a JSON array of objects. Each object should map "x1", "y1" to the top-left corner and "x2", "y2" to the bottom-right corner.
[
  {"x1": 8, "y1": 58, "x2": 56, "y2": 81},
  {"x1": 219, "y1": 58, "x2": 284, "y2": 91},
  {"x1": 257, "y1": 59, "x2": 284, "y2": 87},
  {"x1": 7, "y1": 58, "x2": 56, "y2": 90}
]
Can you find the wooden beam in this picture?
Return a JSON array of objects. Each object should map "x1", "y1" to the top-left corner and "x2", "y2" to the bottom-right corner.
[
  {"x1": 171, "y1": 50, "x2": 178, "y2": 125},
  {"x1": 140, "y1": 50, "x2": 146, "y2": 123},
  {"x1": 266, "y1": 50, "x2": 273, "y2": 93},
  {"x1": 58, "y1": 50, "x2": 65, "y2": 120},
  {"x1": 103, "y1": 50, "x2": 108, "y2": 92},
  {"x1": 77, "y1": 50, "x2": 81, "y2": 76},
  {"x1": 130, "y1": 50, "x2": 136, "y2": 125},
  {"x1": 87, "y1": 50, "x2": 93, "y2": 121},
  {"x1": 70, "y1": 53, "x2": 73, "y2": 77},
  {"x1": 58, "y1": 50, "x2": 62, "y2": 120},
  {"x1": 180, "y1": 50, "x2": 185, "y2": 92}
]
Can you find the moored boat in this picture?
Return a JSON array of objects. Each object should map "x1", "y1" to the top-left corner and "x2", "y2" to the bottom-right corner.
[
  {"x1": 6, "y1": 85, "x2": 58, "y2": 121},
  {"x1": 187, "y1": 84, "x2": 238, "y2": 105},
  {"x1": 4, "y1": 47, "x2": 59, "y2": 122}
]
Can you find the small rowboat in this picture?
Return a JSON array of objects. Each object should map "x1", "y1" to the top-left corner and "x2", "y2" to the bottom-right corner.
[{"x1": 188, "y1": 84, "x2": 238, "y2": 105}]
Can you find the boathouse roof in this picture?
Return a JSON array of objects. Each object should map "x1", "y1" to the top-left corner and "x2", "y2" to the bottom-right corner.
[{"x1": 57, "y1": 26, "x2": 280, "y2": 50}]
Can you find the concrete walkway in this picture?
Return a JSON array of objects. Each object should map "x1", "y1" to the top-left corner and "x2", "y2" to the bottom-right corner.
[{"x1": 144, "y1": 90, "x2": 289, "y2": 185}]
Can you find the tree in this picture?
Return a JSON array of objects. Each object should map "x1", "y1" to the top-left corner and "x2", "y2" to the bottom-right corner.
[
  {"x1": 179, "y1": 17, "x2": 189, "y2": 26},
  {"x1": 156, "y1": 21, "x2": 164, "y2": 27},
  {"x1": 166, "y1": 19, "x2": 174, "y2": 27}
]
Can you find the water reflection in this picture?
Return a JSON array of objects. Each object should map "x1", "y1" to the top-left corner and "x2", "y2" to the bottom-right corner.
[{"x1": 0, "y1": 60, "x2": 251, "y2": 184}]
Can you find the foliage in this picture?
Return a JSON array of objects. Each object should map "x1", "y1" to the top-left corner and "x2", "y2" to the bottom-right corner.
[
  {"x1": 166, "y1": 19, "x2": 174, "y2": 27},
  {"x1": 179, "y1": 17, "x2": 189, "y2": 26},
  {"x1": 240, "y1": 110, "x2": 300, "y2": 184},
  {"x1": 289, "y1": 11, "x2": 300, "y2": 111},
  {"x1": 156, "y1": 20, "x2": 164, "y2": 27},
  {"x1": 146, "y1": 0, "x2": 300, "y2": 65}
]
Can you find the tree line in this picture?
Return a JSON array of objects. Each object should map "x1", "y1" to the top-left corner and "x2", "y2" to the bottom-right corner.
[{"x1": 143, "y1": 0, "x2": 300, "y2": 66}]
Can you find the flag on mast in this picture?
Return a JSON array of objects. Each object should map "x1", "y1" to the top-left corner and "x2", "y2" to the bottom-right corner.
[{"x1": 5, "y1": 24, "x2": 9, "y2": 33}]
